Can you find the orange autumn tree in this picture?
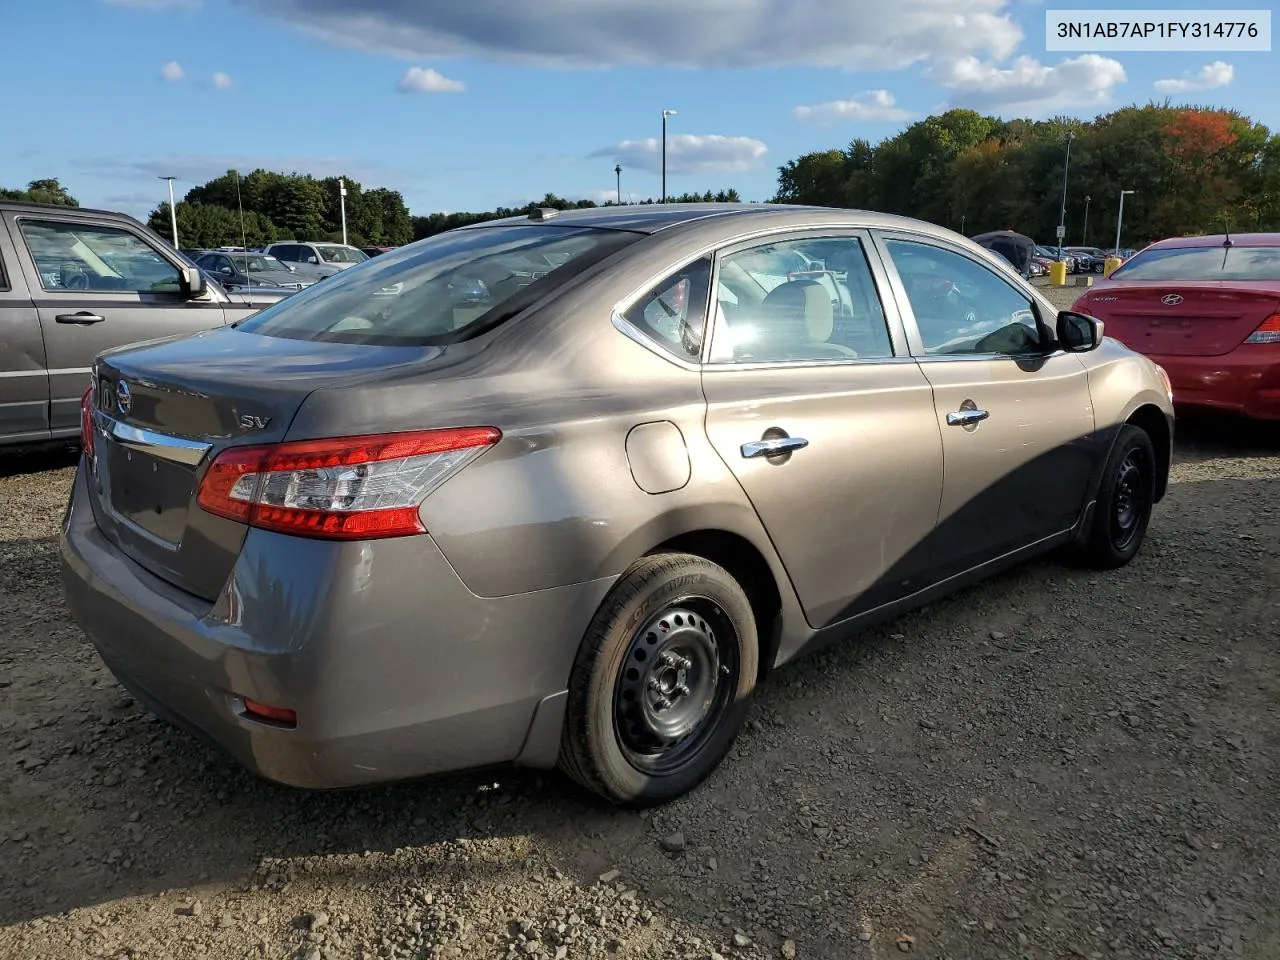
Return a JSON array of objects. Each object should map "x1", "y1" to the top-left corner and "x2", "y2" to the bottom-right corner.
[{"x1": 1153, "y1": 109, "x2": 1243, "y2": 237}]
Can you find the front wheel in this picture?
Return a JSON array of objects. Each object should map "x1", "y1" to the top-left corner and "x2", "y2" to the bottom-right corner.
[
  {"x1": 1076, "y1": 424, "x2": 1157, "y2": 569},
  {"x1": 559, "y1": 553, "x2": 758, "y2": 806}
]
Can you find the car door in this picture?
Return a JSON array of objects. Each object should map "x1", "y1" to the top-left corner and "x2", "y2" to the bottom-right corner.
[
  {"x1": 700, "y1": 231, "x2": 945, "y2": 628},
  {"x1": 874, "y1": 231, "x2": 1097, "y2": 578},
  {"x1": 12, "y1": 214, "x2": 227, "y2": 434},
  {"x1": 0, "y1": 218, "x2": 50, "y2": 444}
]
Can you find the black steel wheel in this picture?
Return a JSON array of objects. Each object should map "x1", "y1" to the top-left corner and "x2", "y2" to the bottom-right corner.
[
  {"x1": 1109, "y1": 449, "x2": 1150, "y2": 552},
  {"x1": 612, "y1": 599, "x2": 740, "y2": 776},
  {"x1": 560, "y1": 553, "x2": 758, "y2": 806},
  {"x1": 1077, "y1": 424, "x2": 1157, "y2": 569}
]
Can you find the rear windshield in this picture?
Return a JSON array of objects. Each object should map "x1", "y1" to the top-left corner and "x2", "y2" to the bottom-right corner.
[
  {"x1": 235, "y1": 225, "x2": 640, "y2": 346},
  {"x1": 1111, "y1": 245, "x2": 1280, "y2": 281}
]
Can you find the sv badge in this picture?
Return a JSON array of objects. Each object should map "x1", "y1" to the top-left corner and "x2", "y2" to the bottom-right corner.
[{"x1": 238, "y1": 414, "x2": 271, "y2": 430}]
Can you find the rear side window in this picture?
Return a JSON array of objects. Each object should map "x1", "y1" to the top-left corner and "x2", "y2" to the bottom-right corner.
[
  {"x1": 237, "y1": 225, "x2": 641, "y2": 347},
  {"x1": 1111, "y1": 245, "x2": 1280, "y2": 281},
  {"x1": 622, "y1": 257, "x2": 712, "y2": 363}
]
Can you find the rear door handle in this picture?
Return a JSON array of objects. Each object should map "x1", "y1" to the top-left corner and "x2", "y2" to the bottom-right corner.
[
  {"x1": 741, "y1": 436, "x2": 809, "y2": 458},
  {"x1": 946, "y1": 408, "x2": 990, "y2": 426},
  {"x1": 55, "y1": 312, "x2": 105, "y2": 325}
]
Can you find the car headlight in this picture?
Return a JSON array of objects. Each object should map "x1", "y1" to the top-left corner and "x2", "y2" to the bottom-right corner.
[{"x1": 1154, "y1": 364, "x2": 1173, "y2": 403}]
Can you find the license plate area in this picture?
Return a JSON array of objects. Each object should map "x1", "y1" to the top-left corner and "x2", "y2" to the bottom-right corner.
[{"x1": 103, "y1": 438, "x2": 197, "y2": 547}]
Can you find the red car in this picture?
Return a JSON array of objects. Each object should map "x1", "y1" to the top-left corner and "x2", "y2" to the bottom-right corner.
[{"x1": 1072, "y1": 233, "x2": 1280, "y2": 420}]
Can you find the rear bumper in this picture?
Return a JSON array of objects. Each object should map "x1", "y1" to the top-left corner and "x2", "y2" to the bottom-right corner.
[
  {"x1": 1152, "y1": 345, "x2": 1280, "y2": 420},
  {"x1": 59, "y1": 464, "x2": 614, "y2": 789}
]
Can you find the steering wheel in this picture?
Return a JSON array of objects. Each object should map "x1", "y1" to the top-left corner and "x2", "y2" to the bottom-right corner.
[{"x1": 64, "y1": 273, "x2": 88, "y2": 290}]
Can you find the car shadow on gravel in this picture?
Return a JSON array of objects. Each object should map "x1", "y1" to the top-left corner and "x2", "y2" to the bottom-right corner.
[{"x1": 0, "y1": 445, "x2": 79, "y2": 479}]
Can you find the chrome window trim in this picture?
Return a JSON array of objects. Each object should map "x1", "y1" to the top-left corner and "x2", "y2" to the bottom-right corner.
[
  {"x1": 701, "y1": 355, "x2": 917, "y2": 373},
  {"x1": 610, "y1": 311, "x2": 703, "y2": 372},
  {"x1": 95, "y1": 413, "x2": 213, "y2": 466}
]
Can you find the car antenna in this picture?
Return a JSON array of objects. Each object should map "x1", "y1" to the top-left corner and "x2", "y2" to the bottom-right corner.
[{"x1": 235, "y1": 170, "x2": 251, "y2": 288}]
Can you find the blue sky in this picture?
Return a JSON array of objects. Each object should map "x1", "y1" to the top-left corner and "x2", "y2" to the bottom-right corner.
[{"x1": 1, "y1": 0, "x2": 1274, "y2": 220}]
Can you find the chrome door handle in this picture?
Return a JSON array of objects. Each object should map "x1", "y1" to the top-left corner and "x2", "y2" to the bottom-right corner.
[
  {"x1": 55, "y1": 311, "x2": 106, "y2": 324},
  {"x1": 741, "y1": 436, "x2": 809, "y2": 459},
  {"x1": 946, "y1": 408, "x2": 990, "y2": 426}
]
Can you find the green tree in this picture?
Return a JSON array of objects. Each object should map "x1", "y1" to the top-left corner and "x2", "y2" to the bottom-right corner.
[
  {"x1": 148, "y1": 202, "x2": 279, "y2": 249},
  {"x1": 0, "y1": 177, "x2": 79, "y2": 206}
]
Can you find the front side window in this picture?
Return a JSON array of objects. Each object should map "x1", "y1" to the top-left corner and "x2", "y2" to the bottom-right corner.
[
  {"x1": 710, "y1": 235, "x2": 894, "y2": 363},
  {"x1": 19, "y1": 220, "x2": 182, "y2": 294},
  {"x1": 237, "y1": 224, "x2": 640, "y2": 347},
  {"x1": 271, "y1": 245, "x2": 299, "y2": 262},
  {"x1": 1111, "y1": 245, "x2": 1280, "y2": 281},
  {"x1": 885, "y1": 239, "x2": 1043, "y2": 356},
  {"x1": 622, "y1": 257, "x2": 712, "y2": 363}
]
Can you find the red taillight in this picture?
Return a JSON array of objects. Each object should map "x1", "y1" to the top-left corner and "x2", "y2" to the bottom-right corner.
[
  {"x1": 241, "y1": 699, "x2": 297, "y2": 726},
  {"x1": 80, "y1": 386, "x2": 95, "y2": 460},
  {"x1": 196, "y1": 427, "x2": 500, "y2": 540},
  {"x1": 1245, "y1": 312, "x2": 1280, "y2": 344}
]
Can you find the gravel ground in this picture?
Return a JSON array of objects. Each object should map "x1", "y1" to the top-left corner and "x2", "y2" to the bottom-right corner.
[{"x1": 2, "y1": 300, "x2": 1278, "y2": 960}]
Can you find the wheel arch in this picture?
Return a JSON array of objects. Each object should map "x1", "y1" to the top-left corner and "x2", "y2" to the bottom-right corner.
[{"x1": 645, "y1": 528, "x2": 789, "y2": 682}]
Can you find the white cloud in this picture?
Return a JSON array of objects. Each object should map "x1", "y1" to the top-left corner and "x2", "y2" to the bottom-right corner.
[
  {"x1": 794, "y1": 90, "x2": 912, "y2": 125},
  {"x1": 1154, "y1": 61, "x2": 1233, "y2": 94},
  {"x1": 161, "y1": 60, "x2": 184, "y2": 82},
  {"x1": 212, "y1": 72, "x2": 233, "y2": 89},
  {"x1": 397, "y1": 66, "x2": 465, "y2": 93},
  {"x1": 929, "y1": 53, "x2": 1126, "y2": 115},
  {"x1": 233, "y1": 0, "x2": 1022, "y2": 70},
  {"x1": 592, "y1": 134, "x2": 768, "y2": 175}
]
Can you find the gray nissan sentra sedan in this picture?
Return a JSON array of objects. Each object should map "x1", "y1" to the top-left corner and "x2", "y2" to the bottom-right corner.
[{"x1": 60, "y1": 203, "x2": 1174, "y2": 805}]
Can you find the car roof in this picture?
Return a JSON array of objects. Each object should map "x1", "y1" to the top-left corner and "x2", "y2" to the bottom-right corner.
[
  {"x1": 464, "y1": 202, "x2": 960, "y2": 237},
  {"x1": 0, "y1": 200, "x2": 149, "y2": 227},
  {"x1": 1146, "y1": 232, "x2": 1280, "y2": 250}
]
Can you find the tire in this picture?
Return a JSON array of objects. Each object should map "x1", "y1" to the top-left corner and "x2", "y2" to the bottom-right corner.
[
  {"x1": 1076, "y1": 424, "x2": 1157, "y2": 569},
  {"x1": 559, "y1": 552, "x2": 758, "y2": 806}
]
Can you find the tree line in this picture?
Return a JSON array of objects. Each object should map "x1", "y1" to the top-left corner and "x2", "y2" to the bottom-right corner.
[
  {"x1": 141, "y1": 169, "x2": 414, "y2": 250},
  {"x1": 0, "y1": 178, "x2": 79, "y2": 207},
  {"x1": 773, "y1": 103, "x2": 1280, "y2": 248}
]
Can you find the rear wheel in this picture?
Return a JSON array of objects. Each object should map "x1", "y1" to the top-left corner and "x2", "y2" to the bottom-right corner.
[
  {"x1": 559, "y1": 553, "x2": 757, "y2": 806},
  {"x1": 1077, "y1": 424, "x2": 1156, "y2": 569}
]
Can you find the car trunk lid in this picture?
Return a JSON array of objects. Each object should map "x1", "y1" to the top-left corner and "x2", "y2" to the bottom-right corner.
[
  {"x1": 87, "y1": 327, "x2": 443, "y2": 601},
  {"x1": 1080, "y1": 282, "x2": 1280, "y2": 357}
]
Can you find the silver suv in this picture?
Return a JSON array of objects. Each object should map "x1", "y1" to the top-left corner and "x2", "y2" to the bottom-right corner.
[{"x1": 262, "y1": 241, "x2": 369, "y2": 279}]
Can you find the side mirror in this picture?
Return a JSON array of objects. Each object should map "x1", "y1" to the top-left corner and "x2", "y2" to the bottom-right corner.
[
  {"x1": 219, "y1": 266, "x2": 233, "y2": 275},
  {"x1": 1057, "y1": 310, "x2": 1103, "y2": 352},
  {"x1": 306, "y1": 256, "x2": 319, "y2": 264},
  {"x1": 179, "y1": 265, "x2": 207, "y2": 298}
]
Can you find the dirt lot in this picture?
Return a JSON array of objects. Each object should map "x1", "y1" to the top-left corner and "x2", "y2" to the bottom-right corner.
[{"x1": 3, "y1": 307, "x2": 1279, "y2": 958}]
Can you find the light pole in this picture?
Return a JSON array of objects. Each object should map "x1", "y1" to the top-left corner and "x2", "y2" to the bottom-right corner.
[
  {"x1": 1056, "y1": 131, "x2": 1075, "y2": 259},
  {"x1": 158, "y1": 176, "x2": 178, "y2": 248},
  {"x1": 661, "y1": 109, "x2": 677, "y2": 203},
  {"x1": 615, "y1": 164, "x2": 622, "y2": 205},
  {"x1": 338, "y1": 178, "x2": 348, "y2": 247},
  {"x1": 960, "y1": 214, "x2": 966, "y2": 235},
  {"x1": 1115, "y1": 189, "x2": 1135, "y2": 253},
  {"x1": 1082, "y1": 195, "x2": 1091, "y2": 245}
]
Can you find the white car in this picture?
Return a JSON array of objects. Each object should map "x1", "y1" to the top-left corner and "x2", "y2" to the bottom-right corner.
[{"x1": 262, "y1": 241, "x2": 369, "y2": 279}]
